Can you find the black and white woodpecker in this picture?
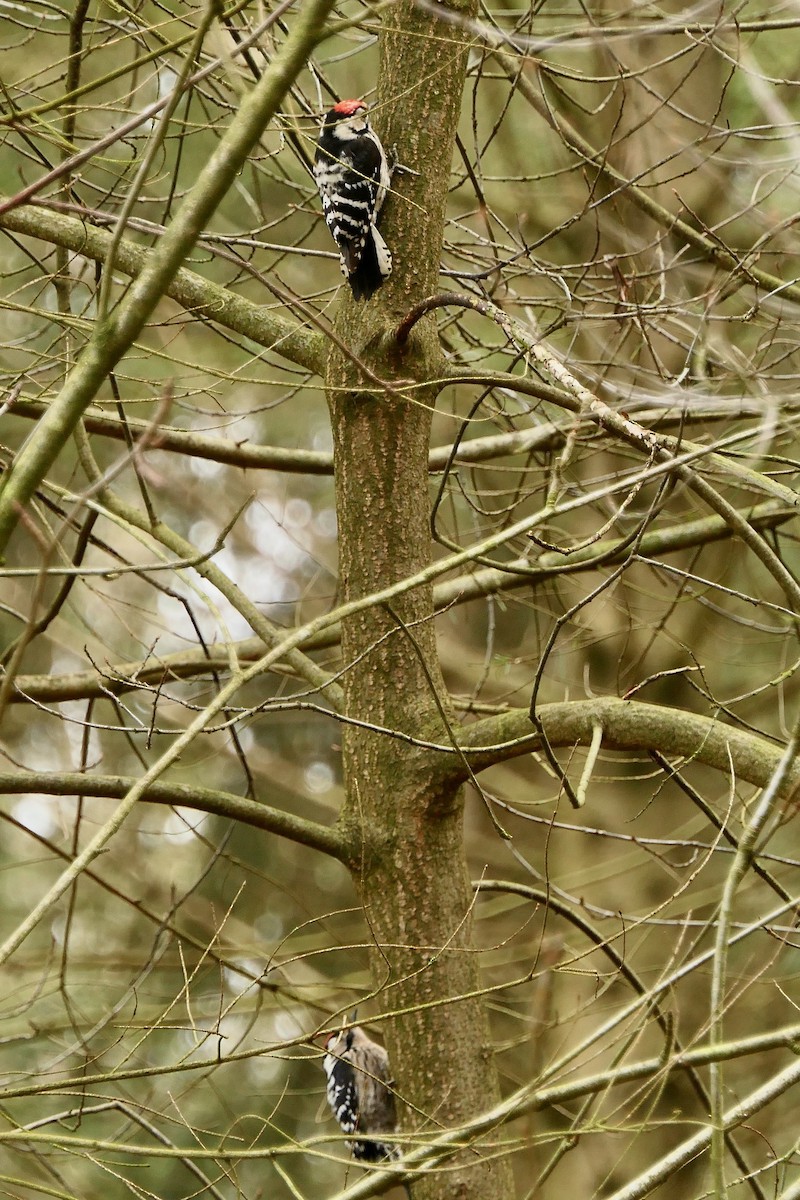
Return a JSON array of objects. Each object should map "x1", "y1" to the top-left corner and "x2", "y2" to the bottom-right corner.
[
  {"x1": 313, "y1": 99, "x2": 393, "y2": 302},
  {"x1": 322, "y1": 1024, "x2": 399, "y2": 1161}
]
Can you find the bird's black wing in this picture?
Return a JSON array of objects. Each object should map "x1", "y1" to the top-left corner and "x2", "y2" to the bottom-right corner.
[
  {"x1": 324, "y1": 1053, "x2": 359, "y2": 1135},
  {"x1": 316, "y1": 138, "x2": 383, "y2": 266}
]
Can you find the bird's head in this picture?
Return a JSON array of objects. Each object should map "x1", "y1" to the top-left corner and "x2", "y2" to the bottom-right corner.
[{"x1": 323, "y1": 99, "x2": 371, "y2": 138}]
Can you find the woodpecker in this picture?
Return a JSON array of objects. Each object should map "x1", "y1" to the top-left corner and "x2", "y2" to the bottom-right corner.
[
  {"x1": 313, "y1": 100, "x2": 393, "y2": 301},
  {"x1": 323, "y1": 1024, "x2": 399, "y2": 1161}
]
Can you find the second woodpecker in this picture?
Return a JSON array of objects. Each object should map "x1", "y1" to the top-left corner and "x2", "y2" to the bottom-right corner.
[
  {"x1": 323, "y1": 1024, "x2": 399, "y2": 1161},
  {"x1": 313, "y1": 100, "x2": 392, "y2": 301}
]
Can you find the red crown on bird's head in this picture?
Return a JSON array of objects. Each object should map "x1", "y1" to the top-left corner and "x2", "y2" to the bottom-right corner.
[{"x1": 332, "y1": 98, "x2": 366, "y2": 116}]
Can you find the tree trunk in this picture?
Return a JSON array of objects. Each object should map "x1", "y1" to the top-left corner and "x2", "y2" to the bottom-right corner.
[{"x1": 327, "y1": 3, "x2": 516, "y2": 1198}]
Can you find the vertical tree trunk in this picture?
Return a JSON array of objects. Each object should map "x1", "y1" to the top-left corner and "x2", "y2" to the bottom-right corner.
[{"x1": 327, "y1": 2, "x2": 516, "y2": 1197}]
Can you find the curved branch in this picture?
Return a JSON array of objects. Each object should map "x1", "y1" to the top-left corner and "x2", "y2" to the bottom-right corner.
[
  {"x1": 0, "y1": 202, "x2": 325, "y2": 376},
  {"x1": 0, "y1": 771, "x2": 345, "y2": 860},
  {"x1": 9, "y1": 501, "x2": 791, "y2": 706},
  {"x1": 444, "y1": 364, "x2": 800, "y2": 619},
  {"x1": 431, "y1": 499, "x2": 795, "y2": 600},
  {"x1": 458, "y1": 698, "x2": 800, "y2": 794},
  {"x1": 445, "y1": 369, "x2": 800, "y2": 511},
  {"x1": 498, "y1": 54, "x2": 800, "y2": 309},
  {"x1": 395, "y1": 291, "x2": 487, "y2": 344},
  {"x1": 476, "y1": 879, "x2": 774, "y2": 1200},
  {"x1": 8, "y1": 504, "x2": 793, "y2": 704}
]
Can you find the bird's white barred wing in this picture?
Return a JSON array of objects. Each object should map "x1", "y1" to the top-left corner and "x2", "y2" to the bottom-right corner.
[{"x1": 323, "y1": 1049, "x2": 359, "y2": 1135}]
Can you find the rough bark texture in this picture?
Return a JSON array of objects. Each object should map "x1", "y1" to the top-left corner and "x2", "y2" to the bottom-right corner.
[{"x1": 326, "y1": 2, "x2": 516, "y2": 1198}]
